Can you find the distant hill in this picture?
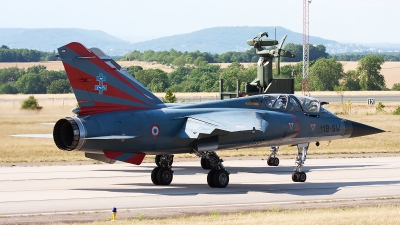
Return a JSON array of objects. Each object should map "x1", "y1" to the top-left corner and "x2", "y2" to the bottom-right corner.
[
  {"x1": 0, "y1": 28, "x2": 131, "y2": 55},
  {"x1": 129, "y1": 26, "x2": 339, "y2": 53},
  {"x1": 1, "y1": 27, "x2": 398, "y2": 56}
]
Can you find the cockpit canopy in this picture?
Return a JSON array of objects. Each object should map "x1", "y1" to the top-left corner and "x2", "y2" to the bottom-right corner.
[{"x1": 263, "y1": 94, "x2": 336, "y2": 118}]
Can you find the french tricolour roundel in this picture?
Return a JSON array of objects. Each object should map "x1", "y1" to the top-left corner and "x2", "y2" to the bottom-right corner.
[{"x1": 151, "y1": 124, "x2": 160, "y2": 137}]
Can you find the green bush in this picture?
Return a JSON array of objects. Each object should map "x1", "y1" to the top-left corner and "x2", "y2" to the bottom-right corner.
[
  {"x1": 21, "y1": 95, "x2": 42, "y2": 110},
  {"x1": 162, "y1": 89, "x2": 177, "y2": 103},
  {"x1": 393, "y1": 106, "x2": 400, "y2": 115},
  {"x1": 392, "y1": 83, "x2": 400, "y2": 91},
  {"x1": 376, "y1": 102, "x2": 385, "y2": 113}
]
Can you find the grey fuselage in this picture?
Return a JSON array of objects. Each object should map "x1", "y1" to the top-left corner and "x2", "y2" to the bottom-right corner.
[{"x1": 58, "y1": 94, "x2": 353, "y2": 155}]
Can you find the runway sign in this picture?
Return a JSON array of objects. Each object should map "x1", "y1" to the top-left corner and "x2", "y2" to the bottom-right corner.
[{"x1": 368, "y1": 98, "x2": 375, "y2": 105}]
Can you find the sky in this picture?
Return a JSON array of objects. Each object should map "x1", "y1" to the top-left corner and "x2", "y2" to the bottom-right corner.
[{"x1": 1, "y1": 0, "x2": 399, "y2": 44}]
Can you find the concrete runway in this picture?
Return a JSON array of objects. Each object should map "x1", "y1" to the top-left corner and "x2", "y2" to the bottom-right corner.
[{"x1": 1, "y1": 157, "x2": 400, "y2": 223}]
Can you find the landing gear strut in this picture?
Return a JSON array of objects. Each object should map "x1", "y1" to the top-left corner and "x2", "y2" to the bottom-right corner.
[
  {"x1": 200, "y1": 151, "x2": 220, "y2": 170},
  {"x1": 193, "y1": 150, "x2": 230, "y2": 188},
  {"x1": 155, "y1": 155, "x2": 173, "y2": 167},
  {"x1": 151, "y1": 155, "x2": 174, "y2": 185},
  {"x1": 267, "y1": 146, "x2": 280, "y2": 166},
  {"x1": 292, "y1": 143, "x2": 309, "y2": 182}
]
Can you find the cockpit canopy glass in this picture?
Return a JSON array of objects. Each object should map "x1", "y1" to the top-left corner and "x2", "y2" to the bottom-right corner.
[
  {"x1": 264, "y1": 94, "x2": 320, "y2": 114},
  {"x1": 263, "y1": 94, "x2": 337, "y2": 118},
  {"x1": 295, "y1": 95, "x2": 320, "y2": 114}
]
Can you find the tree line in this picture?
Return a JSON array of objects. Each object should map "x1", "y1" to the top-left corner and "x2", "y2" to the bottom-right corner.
[
  {"x1": 127, "y1": 55, "x2": 395, "y2": 93},
  {"x1": 2, "y1": 43, "x2": 400, "y2": 64},
  {"x1": 0, "y1": 65, "x2": 70, "y2": 94},
  {"x1": 0, "y1": 56, "x2": 397, "y2": 94},
  {"x1": 276, "y1": 55, "x2": 392, "y2": 91},
  {"x1": 121, "y1": 44, "x2": 400, "y2": 65},
  {"x1": 0, "y1": 45, "x2": 58, "y2": 62},
  {"x1": 121, "y1": 44, "x2": 331, "y2": 66},
  {"x1": 332, "y1": 52, "x2": 400, "y2": 61}
]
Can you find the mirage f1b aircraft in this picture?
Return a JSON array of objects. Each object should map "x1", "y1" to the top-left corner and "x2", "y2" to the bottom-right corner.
[{"x1": 54, "y1": 42, "x2": 384, "y2": 188}]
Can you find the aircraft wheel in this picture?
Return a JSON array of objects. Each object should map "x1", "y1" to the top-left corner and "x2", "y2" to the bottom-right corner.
[
  {"x1": 213, "y1": 170, "x2": 229, "y2": 188},
  {"x1": 267, "y1": 157, "x2": 272, "y2": 166},
  {"x1": 297, "y1": 172, "x2": 307, "y2": 182},
  {"x1": 292, "y1": 172, "x2": 298, "y2": 182},
  {"x1": 151, "y1": 167, "x2": 161, "y2": 185},
  {"x1": 273, "y1": 157, "x2": 280, "y2": 166},
  {"x1": 155, "y1": 155, "x2": 161, "y2": 167},
  {"x1": 207, "y1": 169, "x2": 217, "y2": 187},
  {"x1": 157, "y1": 167, "x2": 173, "y2": 185}
]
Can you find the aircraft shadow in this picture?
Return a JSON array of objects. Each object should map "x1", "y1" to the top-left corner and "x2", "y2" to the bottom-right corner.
[
  {"x1": 77, "y1": 163, "x2": 395, "y2": 197},
  {"x1": 75, "y1": 180, "x2": 400, "y2": 197},
  {"x1": 96, "y1": 163, "x2": 379, "y2": 176}
]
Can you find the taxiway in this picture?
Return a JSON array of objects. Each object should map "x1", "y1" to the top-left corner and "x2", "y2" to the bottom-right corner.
[{"x1": 1, "y1": 156, "x2": 400, "y2": 223}]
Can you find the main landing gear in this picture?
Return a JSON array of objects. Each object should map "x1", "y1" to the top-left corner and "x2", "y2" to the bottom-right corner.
[
  {"x1": 151, "y1": 155, "x2": 174, "y2": 185},
  {"x1": 194, "y1": 150, "x2": 230, "y2": 188},
  {"x1": 292, "y1": 143, "x2": 309, "y2": 182},
  {"x1": 267, "y1": 146, "x2": 280, "y2": 166}
]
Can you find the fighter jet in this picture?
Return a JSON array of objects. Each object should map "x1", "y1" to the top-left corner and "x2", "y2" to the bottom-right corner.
[{"x1": 53, "y1": 42, "x2": 384, "y2": 188}]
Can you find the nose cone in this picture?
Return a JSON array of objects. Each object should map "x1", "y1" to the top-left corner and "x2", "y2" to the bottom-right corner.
[{"x1": 348, "y1": 120, "x2": 385, "y2": 138}]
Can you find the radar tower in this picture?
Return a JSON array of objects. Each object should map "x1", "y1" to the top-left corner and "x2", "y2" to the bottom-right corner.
[{"x1": 302, "y1": 0, "x2": 312, "y2": 96}]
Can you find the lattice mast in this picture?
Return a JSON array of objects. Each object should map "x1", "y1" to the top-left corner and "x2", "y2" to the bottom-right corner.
[{"x1": 302, "y1": 0, "x2": 311, "y2": 96}]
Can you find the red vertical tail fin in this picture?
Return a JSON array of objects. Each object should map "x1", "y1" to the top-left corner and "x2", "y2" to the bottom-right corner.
[{"x1": 58, "y1": 42, "x2": 164, "y2": 115}]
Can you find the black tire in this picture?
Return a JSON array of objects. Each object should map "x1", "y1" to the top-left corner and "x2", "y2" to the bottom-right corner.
[
  {"x1": 155, "y1": 155, "x2": 161, "y2": 167},
  {"x1": 292, "y1": 172, "x2": 298, "y2": 182},
  {"x1": 273, "y1": 157, "x2": 280, "y2": 166},
  {"x1": 151, "y1": 167, "x2": 161, "y2": 185},
  {"x1": 297, "y1": 172, "x2": 307, "y2": 182},
  {"x1": 267, "y1": 157, "x2": 272, "y2": 166},
  {"x1": 207, "y1": 169, "x2": 217, "y2": 187},
  {"x1": 201, "y1": 157, "x2": 208, "y2": 170},
  {"x1": 213, "y1": 170, "x2": 229, "y2": 188},
  {"x1": 157, "y1": 167, "x2": 173, "y2": 185}
]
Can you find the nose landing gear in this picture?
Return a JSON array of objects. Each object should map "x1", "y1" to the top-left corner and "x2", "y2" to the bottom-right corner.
[
  {"x1": 267, "y1": 146, "x2": 280, "y2": 166},
  {"x1": 292, "y1": 143, "x2": 309, "y2": 182}
]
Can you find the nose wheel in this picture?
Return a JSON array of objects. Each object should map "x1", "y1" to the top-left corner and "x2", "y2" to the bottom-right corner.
[
  {"x1": 267, "y1": 146, "x2": 279, "y2": 166},
  {"x1": 292, "y1": 143, "x2": 309, "y2": 182},
  {"x1": 267, "y1": 157, "x2": 280, "y2": 166},
  {"x1": 292, "y1": 171, "x2": 306, "y2": 182}
]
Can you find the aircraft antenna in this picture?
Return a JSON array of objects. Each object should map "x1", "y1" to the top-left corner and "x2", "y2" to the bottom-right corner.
[{"x1": 302, "y1": 0, "x2": 312, "y2": 96}]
